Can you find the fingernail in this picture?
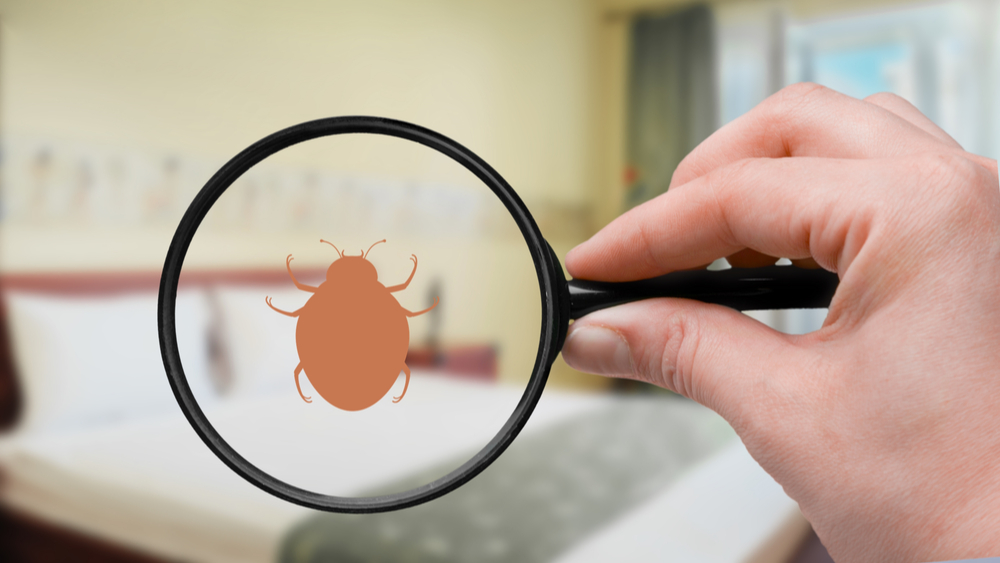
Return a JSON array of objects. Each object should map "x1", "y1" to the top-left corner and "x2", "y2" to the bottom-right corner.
[{"x1": 562, "y1": 325, "x2": 633, "y2": 376}]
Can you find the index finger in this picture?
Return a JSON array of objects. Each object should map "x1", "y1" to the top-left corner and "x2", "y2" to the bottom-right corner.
[{"x1": 566, "y1": 156, "x2": 893, "y2": 282}]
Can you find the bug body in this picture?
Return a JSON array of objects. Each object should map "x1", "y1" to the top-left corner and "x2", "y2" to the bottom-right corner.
[{"x1": 266, "y1": 240, "x2": 438, "y2": 411}]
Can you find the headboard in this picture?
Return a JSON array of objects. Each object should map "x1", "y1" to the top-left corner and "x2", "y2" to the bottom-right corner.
[{"x1": 0, "y1": 267, "x2": 495, "y2": 431}]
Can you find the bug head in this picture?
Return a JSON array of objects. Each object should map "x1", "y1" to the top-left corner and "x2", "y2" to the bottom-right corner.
[{"x1": 320, "y1": 239, "x2": 384, "y2": 283}]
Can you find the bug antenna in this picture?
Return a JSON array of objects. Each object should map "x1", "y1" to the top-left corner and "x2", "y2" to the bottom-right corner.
[
  {"x1": 320, "y1": 239, "x2": 343, "y2": 258},
  {"x1": 364, "y1": 239, "x2": 387, "y2": 259}
]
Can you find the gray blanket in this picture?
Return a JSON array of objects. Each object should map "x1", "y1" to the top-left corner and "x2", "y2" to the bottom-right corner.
[{"x1": 279, "y1": 396, "x2": 735, "y2": 563}]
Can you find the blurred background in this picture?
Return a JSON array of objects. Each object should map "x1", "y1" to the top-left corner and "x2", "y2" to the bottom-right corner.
[{"x1": 0, "y1": 0, "x2": 995, "y2": 562}]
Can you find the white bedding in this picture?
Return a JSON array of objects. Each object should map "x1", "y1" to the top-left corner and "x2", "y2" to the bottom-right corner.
[
  {"x1": 0, "y1": 373, "x2": 615, "y2": 563},
  {"x1": 554, "y1": 441, "x2": 808, "y2": 563},
  {"x1": 0, "y1": 374, "x2": 806, "y2": 563},
  {"x1": 4, "y1": 289, "x2": 218, "y2": 434}
]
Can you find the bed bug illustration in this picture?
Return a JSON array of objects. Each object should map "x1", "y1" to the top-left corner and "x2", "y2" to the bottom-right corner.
[{"x1": 265, "y1": 239, "x2": 438, "y2": 411}]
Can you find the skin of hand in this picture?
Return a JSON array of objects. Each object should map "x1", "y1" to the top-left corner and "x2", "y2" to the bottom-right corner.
[{"x1": 561, "y1": 83, "x2": 1000, "y2": 562}]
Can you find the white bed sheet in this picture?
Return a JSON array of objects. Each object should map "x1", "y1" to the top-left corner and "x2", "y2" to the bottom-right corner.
[
  {"x1": 554, "y1": 441, "x2": 809, "y2": 563},
  {"x1": 0, "y1": 372, "x2": 612, "y2": 563},
  {"x1": 0, "y1": 373, "x2": 804, "y2": 563}
]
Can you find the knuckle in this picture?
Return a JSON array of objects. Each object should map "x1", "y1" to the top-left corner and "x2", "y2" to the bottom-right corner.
[
  {"x1": 702, "y1": 159, "x2": 757, "y2": 244},
  {"x1": 767, "y1": 82, "x2": 831, "y2": 113},
  {"x1": 863, "y1": 91, "x2": 904, "y2": 106},
  {"x1": 748, "y1": 83, "x2": 834, "y2": 149},
  {"x1": 885, "y1": 151, "x2": 1000, "y2": 256},
  {"x1": 717, "y1": 157, "x2": 758, "y2": 189},
  {"x1": 779, "y1": 81, "x2": 830, "y2": 100},
  {"x1": 631, "y1": 219, "x2": 665, "y2": 275},
  {"x1": 707, "y1": 164, "x2": 739, "y2": 209},
  {"x1": 911, "y1": 151, "x2": 983, "y2": 212},
  {"x1": 637, "y1": 308, "x2": 699, "y2": 400},
  {"x1": 913, "y1": 150, "x2": 967, "y2": 179}
]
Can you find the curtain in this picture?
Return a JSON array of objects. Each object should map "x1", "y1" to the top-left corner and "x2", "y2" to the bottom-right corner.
[{"x1": 626, "y1": 5, "x2": 718, "y2": 209}]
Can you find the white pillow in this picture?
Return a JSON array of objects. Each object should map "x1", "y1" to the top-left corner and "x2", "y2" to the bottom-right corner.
[
  {"x1": 5, "y1": 289, "x2": 217, "y2": 434},
  {"x1": 213, "y1": 286, "x2": 309, "y2": 398}
]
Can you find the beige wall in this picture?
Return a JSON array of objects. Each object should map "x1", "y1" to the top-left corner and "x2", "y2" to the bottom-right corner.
[{"x1": 0, "y1": 0, "x2": 603, "y2": 270}]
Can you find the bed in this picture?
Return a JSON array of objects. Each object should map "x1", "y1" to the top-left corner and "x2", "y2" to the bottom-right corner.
[{"x1": 0, "y1": 270, "x2": 815, "y2": 563}]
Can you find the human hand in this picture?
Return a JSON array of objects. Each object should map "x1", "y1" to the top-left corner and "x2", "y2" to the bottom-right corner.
[{"x1": 561, "y1": 84, "x2": 1000, "y2": 562}]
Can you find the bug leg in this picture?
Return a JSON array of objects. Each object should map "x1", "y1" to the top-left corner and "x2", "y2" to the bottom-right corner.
[
  {"x1": 286, "y1": 254, "x2": 318, "y2": 293},
  {"x1": 385, "y1": 255, "x2": 418, "y2": 293},
  {"x1": 266, "y1": 296, "x2": 302, "y2": 317},
  {"x1": 403, "y1": 296, "x2": 439, "y2": 318},
  {"x1": 294, "y1": 363, "x2": 312, "y2": 403},
  {"x1": 393, "y1": 364, "x2": 411, "y2": 403}
]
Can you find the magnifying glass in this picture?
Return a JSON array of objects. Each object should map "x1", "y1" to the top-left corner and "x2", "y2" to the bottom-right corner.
[{"x1": 158, "y1": 116, "x2": 837, "y2": 514}]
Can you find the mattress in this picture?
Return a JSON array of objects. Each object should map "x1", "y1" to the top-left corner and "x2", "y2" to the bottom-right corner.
[{"x1": 0, "y1": 373, "x2": 803, "y2": 563}]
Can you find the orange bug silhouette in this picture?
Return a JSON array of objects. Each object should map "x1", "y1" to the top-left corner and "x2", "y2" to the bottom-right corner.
[{"x1": 265, "y1": 240, "x2": 438, "y2": 411}]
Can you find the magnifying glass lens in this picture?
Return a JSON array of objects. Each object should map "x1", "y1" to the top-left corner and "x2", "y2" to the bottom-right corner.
[{"x1": 175, "y1": 131, "x2": 543, "y2": 501}]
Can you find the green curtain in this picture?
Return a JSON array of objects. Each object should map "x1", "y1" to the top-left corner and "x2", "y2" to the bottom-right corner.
[{"x1": 626, "y1": 5, "x2": 718, "y2": 209}]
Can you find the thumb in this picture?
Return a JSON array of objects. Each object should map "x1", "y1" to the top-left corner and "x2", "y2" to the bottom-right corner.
[{"x1": 561, "y1": 298, "x2": 807, "y2": 428}]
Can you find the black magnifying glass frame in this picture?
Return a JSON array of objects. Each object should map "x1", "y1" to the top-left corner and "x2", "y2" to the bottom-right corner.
[
  {"x1": 159, "y1": 116, "x2": 567, "y2": 514},
  {"x1": 158, "y1": 116, "x2": 839, "y2": 514}
]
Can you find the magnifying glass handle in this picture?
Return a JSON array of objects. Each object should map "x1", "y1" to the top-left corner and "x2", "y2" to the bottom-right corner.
[{"x1": 567, "y1": 266, "x2": 839, "y2": 320}]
